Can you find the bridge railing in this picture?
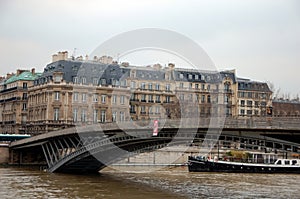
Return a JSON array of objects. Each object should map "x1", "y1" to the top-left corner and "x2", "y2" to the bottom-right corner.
[{"x1": 97, "y1": 117, "x2": 300, "y2": 131}]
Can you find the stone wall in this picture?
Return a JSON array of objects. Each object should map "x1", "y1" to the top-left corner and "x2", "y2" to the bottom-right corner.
[{"x1": 0, "y1": 145, "x2": 9, "y2": 164}]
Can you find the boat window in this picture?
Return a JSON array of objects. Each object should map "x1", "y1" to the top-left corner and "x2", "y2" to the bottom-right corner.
[
  {"x1": 284, "y1": 160, "x2": 290, "y2": 165},
  {"x1": 276, "y1": 160, "x2": 282, "y2": 165},
  {"x1": 292, "y1": 160, "x2": 297, "y2": 165}
]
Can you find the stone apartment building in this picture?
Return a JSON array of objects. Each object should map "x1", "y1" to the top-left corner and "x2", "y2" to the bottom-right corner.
[
  {"x1": 24, "y1": 51, "x2": 240, "y2": 134},
  {"x1": 0, "y1": 68, "x2": 40, "y2": 134},
  {"x1": 237, "y1": 78, "x2": 272, "y2": 117},
  {"x1": 0, "y1": 51, "x2": 275, "y2": 135}
]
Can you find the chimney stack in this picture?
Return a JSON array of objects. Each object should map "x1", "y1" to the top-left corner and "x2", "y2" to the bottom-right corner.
[
  {"x1": 168, "y1": 63, "x2": 175, "y2": 70},
  {"x1": 31, "y1": 68, "x2": 35, "y2": 75}
]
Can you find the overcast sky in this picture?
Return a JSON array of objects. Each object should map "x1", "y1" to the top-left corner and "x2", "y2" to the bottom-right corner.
[{"x1": 0, "y1": 0, "x2": 299, "y2": 96}]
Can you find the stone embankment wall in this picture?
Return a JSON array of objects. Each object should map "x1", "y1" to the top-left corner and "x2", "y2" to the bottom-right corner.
[{"x1": 0, "y1": 144, "x2": 9, "y2": 164}]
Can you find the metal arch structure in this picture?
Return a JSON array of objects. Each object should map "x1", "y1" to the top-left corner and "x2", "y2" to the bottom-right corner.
[
  {"x1": 8, "y1": 118, "x2": 300, "y2": 174},
  {"x1": 10, "y1": 129, "x2": 300, "y2": 174}
]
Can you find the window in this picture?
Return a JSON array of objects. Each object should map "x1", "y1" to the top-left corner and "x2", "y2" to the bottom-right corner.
[
  {"x1": 284, "y1": 160, "x2": 290, "y2": 165},
  {"x1": 22, "y1": 103, "x2": 27, "y2": 110},
  {"x1": 93, "y1": 78, "x2": 98, "y2": 85},
  {"x1": 276, "y1": 160, "x2": 282, "y2": 165},
  {"x1": 82, "y1": 93, "x2": 87, "y2": 102},
  {"x1": 141, "y1": 106, "x2": 146, "y2": 114},
  {"x1": 247, "y1": 92, "x2": 252, "y2": 98},
  {"x1": 112, "y1": 95, "x2": 117, "y2": 104},
  {"x1": 247, "y1": 100, "x2": 253, "y2": 107},
  {"x1": 240, "y1": 109, "x2": 245, "y2": 115},
  {"x1": 73, "y1": 77, "x2": 78, "y2": 84},
  {"x1": 179, "y1": 82, "x2": 184, "y2": 88},
  {"x1": 224, "y1": 83, "x2": 230, "y2": 91},
  {"x1": 224, "y1": 95, "x2": 229, "y2": 103},
  {"x1": 112, "y1": 111, "x2": 117, "y2": 122},
  {"x1": 23, "y1": 83, "x2": 28, "y2": 88},
  {"x1": 121, "y1": 80, "x2": 127, "y2": 87},
  {"x1": 141, "y1": 94, "x2": 146, "y2": 102},
  {"x1": 100, "y1": 79, "x2": 106, "y2": 85},
  {"x1": 155, "y1": 83, "x2": 160, "y2": 91},
  {"x1": 241, "y1": 100, "x2": 245, "y2": 107},
  {"x1": 54, "y1": 75, "x2": 62, "y2": 83},
  {"x1": 73, "y1": 92, "x2": 79, "y2": 102},
  {"x1": 195, "y1": 75, "x2": 199, "y2": 80},
  {"x1": 130, "y1": 81, "x2": 136, "y2": 89},
  {"x1": 166, "y1": 84, "x2": 170, "y2": 91},
  {"x1": 189, "y1": 83, "x2": 192, "y2": 89},
  {"x1": 120, "y1": 95, "x2": 125, "y2": 104},
  {"x1": 141, "y1": 82, "x2": 146, "y2": 90},
  {"x1": 179, "y1": 73, "x2": 183, "y2": 79},
  {"x1": 202, "y1": 84, "x2": 205, "y2": 90},
  {"x1": 155, "y1": 106, "x2": 160, "y2": 114},
  {"x1": 22, "y1": 93, "x2": 27, "y2": 100},
  {"x1": 148, "y1": 83, "x2": 153, "y2": 90},
  {"x1": 100, "y1": 110, "x2": 106, "y2": 123},
  {"x1": 93, "y1": 109, "x2": 98, "y2": 123},
  {"x1": 207, "y1": 85, "x2": 210, "y2": 91},
  {"x1": 81, "y1": 109, "x2": 87, "y2": 122},
  {"x1": 165, "y1": 96, "x2": 170, "y2": 103},
  {"x1": 54, "y1": 91, "x2": 60, "y2": 101},
  {"x1": 188, "y1": 74, "x2": 192, "y2": 79},
  {"x1": 195, "y1": 84, "x2": 199, "y2": 89},
  {"x1": 201, "y1": 95, "x2": 205, "y2": 103},
  {"x1": 101, "y1": 95, "x2": 106, "y2": 103},
  {"x1": 82, "y1": 77, "x2": 86, "y2": 84},
  {"x1": 247, "y1": 110, "x2": 252, "y2": 115},
  {"x1": 148, "y1": 95, "x2": 153, "y2": 102},
  {"x1": 73, "y1": 108, "x2": 78, "y2": 122},
  {"x1": 54, "y1": 108, "x2": 59, "y2": 121},
  {"x1": 207, "y1": 95, "x2": 211, "y2": 103},
  {"x1": 93, "y1": 94, "x2": 98, "y2": 102},
  {"x1": 130, "y1": 105, "x2": 136, "y2": 113},
  {"x1": 179, "y1": 94, "x2": 184, "y2": 101},
  {"x1": 239, "y1": 92, "x2": 245, "y2": 98},
  {"x1": 149, "y1": 107, "x2": 153, "y2": 114},
  {"x1": 156, "y1": 95, "x2": 161, "y2": 102},
  {"x1": 120, "y1": 112, "x2": 125, "y2": 121}
]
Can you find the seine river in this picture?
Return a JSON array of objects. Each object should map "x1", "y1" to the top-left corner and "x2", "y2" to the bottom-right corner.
[{"x1": 1, "y1": 166, "x2": 300, "y2": 199}]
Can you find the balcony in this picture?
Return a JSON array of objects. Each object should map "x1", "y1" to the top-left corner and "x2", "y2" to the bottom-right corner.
[
  {"x1": 130, "y1": 99, "x2": 139, "y2": 102},
  {"x1": 155, "y1": 100, "x2": 161, "y2": 103},
  {"x1": 148, "y1": 100, "x2": 154, "y2": 103},
  {"x1": 141, "y1": 100, "x2": 147, "y2": 103}
]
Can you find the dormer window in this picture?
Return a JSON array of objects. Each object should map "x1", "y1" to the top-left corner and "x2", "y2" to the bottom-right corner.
[
  {"x1": 82, "y1": 77, "x2": 86, "y2": 84},
  {"x1": 54, "y1": 73, "x2": 63, "y2": 83}
]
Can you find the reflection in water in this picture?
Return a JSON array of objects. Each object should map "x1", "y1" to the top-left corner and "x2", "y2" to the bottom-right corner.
[{"x1": 1, "y1": 167, "x2": 300, "y2": 199}]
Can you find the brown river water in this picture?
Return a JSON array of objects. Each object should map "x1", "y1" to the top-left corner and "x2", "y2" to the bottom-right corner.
[{"x1": 0, "y1": 166, "x2": 300, "y2": 199}]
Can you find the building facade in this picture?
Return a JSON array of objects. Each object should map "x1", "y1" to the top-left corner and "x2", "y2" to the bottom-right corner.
[
  {"x1": 0, "y1": 69, "x2": 40, "y2": 134},
  {"x1": 272, "y1": 99, "x2": 300, "y2": 117},
  {"x1": 237, "y1": 78, "x2": 272, "y2": 117},
  {"x1": 0, "y1": 51, "x2": 277, "y2": 135}
]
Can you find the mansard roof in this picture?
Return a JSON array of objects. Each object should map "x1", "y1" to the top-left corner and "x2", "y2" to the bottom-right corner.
[{"x1": 237, "y1": 78, "x2": 271, "y2": 92}]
